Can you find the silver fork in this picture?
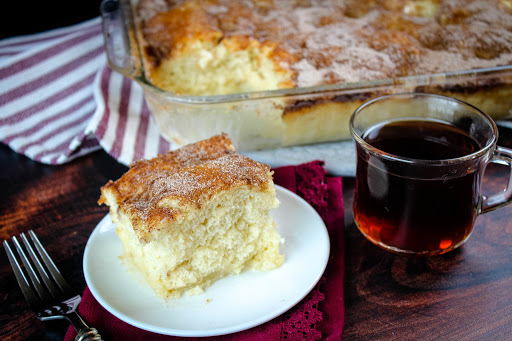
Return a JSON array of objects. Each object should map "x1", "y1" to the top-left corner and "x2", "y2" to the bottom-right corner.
[{"x1": 3, "y1": 230, "x2": 103, "y2": 341}]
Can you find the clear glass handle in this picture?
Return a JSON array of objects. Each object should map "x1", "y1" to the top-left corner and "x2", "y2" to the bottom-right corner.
[{"x1": 480, "y1": 146, "x2": 512, "y2": 213}]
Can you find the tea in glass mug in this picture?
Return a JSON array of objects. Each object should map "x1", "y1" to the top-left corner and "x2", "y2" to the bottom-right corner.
[{"x1": 350, "y1": 93, "x2": 512, "y2": 256}]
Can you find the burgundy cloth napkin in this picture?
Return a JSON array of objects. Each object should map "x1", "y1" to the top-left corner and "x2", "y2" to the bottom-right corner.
[{"x1": 64, "y1": 161, "x2": 345, "y2": 341}]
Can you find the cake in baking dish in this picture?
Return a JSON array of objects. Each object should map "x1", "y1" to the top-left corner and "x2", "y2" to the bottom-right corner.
[
  {"x1": 98, "y1": 134, "x2": 284, "y2": 299},
  {"x1": 129, "y1": 0, "x2": 512, "y2": 149},
  {"x1": 136, "y1": 0, "x2": 512, "y2": 95}
]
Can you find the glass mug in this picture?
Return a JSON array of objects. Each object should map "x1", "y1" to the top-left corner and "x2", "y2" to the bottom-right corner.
[{"x1": 350, "y1": 93, "x2": 512, "y2": 256}]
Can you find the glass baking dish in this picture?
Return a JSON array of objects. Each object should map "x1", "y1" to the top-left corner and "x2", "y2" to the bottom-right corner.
[{"x1": 100, "y1": 0, "x2": 512, "y2": 152}]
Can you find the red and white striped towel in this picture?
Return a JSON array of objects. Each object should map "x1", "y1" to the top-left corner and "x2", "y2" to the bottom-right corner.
[
  {"x1": 0, "y1": 17, "x2": 174, "y2": 166},
  {"x1": 90, "y1": 63, "x2": 174, "y2": 165},
  {"x1": 0, "y1": 18, "x2": 103, "y2": 164}
]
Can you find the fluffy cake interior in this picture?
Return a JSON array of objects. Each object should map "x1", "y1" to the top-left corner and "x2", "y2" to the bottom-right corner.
[
  {"x1": 99, "y1": 134, "x2": 284, "y2": 299},
  {"x1": 152, "y1": 39, "x2": 294, "y2": 96}
]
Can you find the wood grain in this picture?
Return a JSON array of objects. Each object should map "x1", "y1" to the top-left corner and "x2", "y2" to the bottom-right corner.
[{"x1": 0, "y1": 144, "x2": 127, "y2": 341}]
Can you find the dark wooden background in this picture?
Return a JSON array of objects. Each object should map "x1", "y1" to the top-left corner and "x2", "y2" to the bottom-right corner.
[
  {"x1": 1, "y1": 2, "x2": 512, "y2": 340},
  {"x1": 0, "y1": 0, "x2": 103, "y2": 39}
]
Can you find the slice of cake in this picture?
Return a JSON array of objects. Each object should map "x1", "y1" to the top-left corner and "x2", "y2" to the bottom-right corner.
[{"x1": 98, "y1": 134, "x2": 284, "y2": 299}]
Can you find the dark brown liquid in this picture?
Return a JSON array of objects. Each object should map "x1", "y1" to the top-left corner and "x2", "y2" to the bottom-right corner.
[{"x1": 354, "y1": 119, "x2": 481, "y2": 254}]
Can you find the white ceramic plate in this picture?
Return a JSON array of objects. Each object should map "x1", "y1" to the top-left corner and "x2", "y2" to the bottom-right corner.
[{"x1": 83, "y1": 185, "x2": 330, "y2": 337}]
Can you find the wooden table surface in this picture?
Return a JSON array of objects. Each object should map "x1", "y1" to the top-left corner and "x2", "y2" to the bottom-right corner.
[{"x1": 1, "y1": 127, "x2": 512, "y2": 340}]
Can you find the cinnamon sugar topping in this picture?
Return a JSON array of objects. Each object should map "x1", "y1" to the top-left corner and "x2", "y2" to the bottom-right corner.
[
  {"x1": 99, "y1": 134, "x2": 273, "y2": 239},
  {"x1": 138, "y1": 0, "x2": 512, "y2": 89}
]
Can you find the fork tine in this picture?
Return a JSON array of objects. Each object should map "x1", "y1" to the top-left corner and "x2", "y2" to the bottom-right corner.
[
  {"x1": 3, "y1": 240, "x2": 40, "y2": 308},
  {"x1": 20, "y1": 232, "x2": 61, "y2": 299},
  {"x1": 13, "y1": 235, "x2": 53, "y2": 303},
  {"x1": 5, "y1": 233, "x2": 103, "y2": 340},
  {"x1": 27, "y1": 230, "x2": 74, "y2": 294}
]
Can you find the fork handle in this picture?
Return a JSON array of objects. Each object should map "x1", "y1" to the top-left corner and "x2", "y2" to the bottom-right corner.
[
  {"x1": 67, "y1": 311, "x2": 103, "y2": 341},
  {"x1": 75, "y1": 327, "x2": 103, "y2": 341}
]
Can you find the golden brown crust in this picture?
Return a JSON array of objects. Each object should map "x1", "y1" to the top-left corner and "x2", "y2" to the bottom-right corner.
[
  {"x1": 137, "y1": 0, "x2": 512, "y2": 91},
  {"x1": 142, "y1": 0, "x2": 223, "y2": 65},
  {"x1": 99, "y1": 134, "x2": 274, "y2": 240}
]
